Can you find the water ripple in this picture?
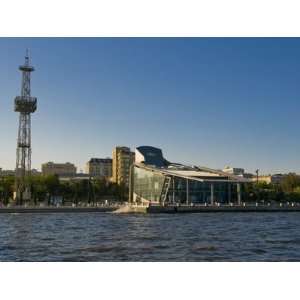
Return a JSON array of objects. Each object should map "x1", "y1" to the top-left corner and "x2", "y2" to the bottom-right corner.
[{"x1": 0, "y1": 212, "x2": 300, "y2": 261}]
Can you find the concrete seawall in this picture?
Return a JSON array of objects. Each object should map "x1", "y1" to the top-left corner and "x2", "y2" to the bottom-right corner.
[
  {"x1": 0, "y1": 206, "x2": 117, "y2": 214},
  {"x1": 1, "y1": 204, "x2": 300, "y2": 214},
  {"x1": 147, "y1": 204, "x2": 300, "y2": 213}
]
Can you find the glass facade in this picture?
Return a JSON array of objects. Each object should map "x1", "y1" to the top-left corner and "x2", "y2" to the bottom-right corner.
[
  {"x1": 133, "y1": 165, "x2": 240, "y2": 204},
  {"x1": 167, "y1": 179, "x2": 237, "y2": 204},
  {"x1": 133, "y1": 166, "x2": 165, "y2": 202}
]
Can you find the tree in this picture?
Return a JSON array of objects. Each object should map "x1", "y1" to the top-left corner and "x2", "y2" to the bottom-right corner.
[
  {"x1": 44, "y1": 174, "x2": 60, "y2": 205},
  {"x1": 281, "y1": 174, "x2": 300, "y2": 193},
  {"x1": 93, "y1": 178, "x2": 108, "y2": 200},
  {"x1": 0, "y1": 175, "x2": 14, "y2": 205},
  {"x1": 0, "y1": 173, "x2": 129, "y2": 206},
  {"x1": 29, "y1": 175, "x2": 47, "y2": 204},
  {"x1": 59, "y1": 181, "x2": 74, "y2": 204}
]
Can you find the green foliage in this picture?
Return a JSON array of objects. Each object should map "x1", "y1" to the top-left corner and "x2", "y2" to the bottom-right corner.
[
  {"x1": 3, "y1": 173, "x2": 300, "y2": 205},
  {"x1": 243, "y1": 173, "x2": 300, "y2": 203},
  {"x1": 0, "y1": 175, "x2": 15, "y2": 204},
  {"x1": 0, "y1": 174, "x2": 127, "y2": 205},
  {"x1": 280, "y1": 173, "x2": 300, "y2": 193}
]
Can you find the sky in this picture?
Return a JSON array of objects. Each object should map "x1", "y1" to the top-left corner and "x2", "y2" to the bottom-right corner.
[{"x1": 0, "y1": 37, "x2": 300, "y2": 174}]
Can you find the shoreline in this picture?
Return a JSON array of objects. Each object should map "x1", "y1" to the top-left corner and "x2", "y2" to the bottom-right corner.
[
  {"x1": 0, "y1": 206, "x2": 118, "y2": 213},
  {"x1": 147, "y1": 204, "x2": 300, "y2": 213},
  {"x1": 1, "y1": 204, "x2": 300, "y2": 213}
]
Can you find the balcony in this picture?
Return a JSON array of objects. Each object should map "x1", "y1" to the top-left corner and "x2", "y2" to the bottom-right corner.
[{"x1": 14, "y1": 96, "x2": 37, "y2": 113}]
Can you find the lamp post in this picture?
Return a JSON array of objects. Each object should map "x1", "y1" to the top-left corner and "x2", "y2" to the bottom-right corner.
[{"x1": 255, "y1": 169, "x2": 259, "y2": 184}]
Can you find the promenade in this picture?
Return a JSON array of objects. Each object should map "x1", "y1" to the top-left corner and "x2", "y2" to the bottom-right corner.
[
  {"x1": 0, "y1": 205, "x2": 118, "y2": 213},
  {"x1": 147, "y1": 203, "x2": 300, "y2": 213},
  {"x1": 1, "y1": 203, "x2": 300, "y2": 214}
]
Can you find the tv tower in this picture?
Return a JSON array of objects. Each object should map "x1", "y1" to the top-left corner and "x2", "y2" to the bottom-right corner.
[{"x1": 14, "y1": 50, "x2": 37, "y2": 204}]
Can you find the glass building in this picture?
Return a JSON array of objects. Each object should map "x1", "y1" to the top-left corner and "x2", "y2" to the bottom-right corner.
[{"x1": 131, "y1": 146, "x2": 249, "y2": 205}]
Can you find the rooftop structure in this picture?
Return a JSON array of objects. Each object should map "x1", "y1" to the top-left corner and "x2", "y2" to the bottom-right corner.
[
  {"x1": 131, "y1": 146, "x2": 250, "y2": 205},
  {"x1": 135, "y1": 146, "x2": 169, "y2": 167},
  {"x1": 223, "y1": 166, "x2": 245, "y2": 176}
]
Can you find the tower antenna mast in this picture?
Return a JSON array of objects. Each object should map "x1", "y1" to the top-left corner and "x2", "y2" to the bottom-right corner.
[{"x1": 14, "y1": 50, "x2": 37, "y2": 205}]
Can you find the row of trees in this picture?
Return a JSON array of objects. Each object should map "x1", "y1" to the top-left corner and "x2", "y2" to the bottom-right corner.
[
  {"x1": 2, "y1": 173, "x2": 300, "y2": 206},
  {"x1": 243, "y1": 173, "x2": 300, "y2": 202},
  {"x1": 0, "y1": 175, "x2": 129, "y2": 206}
]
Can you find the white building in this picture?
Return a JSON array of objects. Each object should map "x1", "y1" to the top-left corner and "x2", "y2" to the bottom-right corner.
[
  {"x1": 223, "y1": 166, "x2": 245, "y2": 176},
  {"x1": 41, "y1": 162, "x2": 77, "y2": 177}
]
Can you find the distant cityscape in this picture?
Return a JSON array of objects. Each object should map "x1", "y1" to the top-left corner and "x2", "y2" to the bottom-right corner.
[
  {"x1": 0, "y1": 147, "x2": 289, "y2": 185},
  {"x1": 0, "y1": 52, "x2": 299, "y2": 208},
  {"x1": 0, "y1": 143, "x2": 294, "y2": 207},
  {"x1": 0, "y1": 145, "x2": 135, "y2": 184}
]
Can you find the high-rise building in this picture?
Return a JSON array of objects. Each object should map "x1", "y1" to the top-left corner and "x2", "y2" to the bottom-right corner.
[
  {"x1": 112, "y1": 146, "x2": 135, "y2": 186},
  {"x1": 86, "y1": 158, "x2": 112, "y2": 178},
  {"x1": 41, "y1": 162, "x2": 77, "y2": 177}
]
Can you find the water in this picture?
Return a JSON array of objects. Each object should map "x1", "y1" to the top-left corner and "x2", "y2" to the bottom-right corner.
[{"x1": 1, "y1": 212, "x2": 300, "y2": 261}]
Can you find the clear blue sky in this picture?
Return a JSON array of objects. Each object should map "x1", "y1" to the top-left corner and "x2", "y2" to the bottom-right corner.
[{"x1": 0, "y1": 38, "x2": 299, "y2": 174}]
